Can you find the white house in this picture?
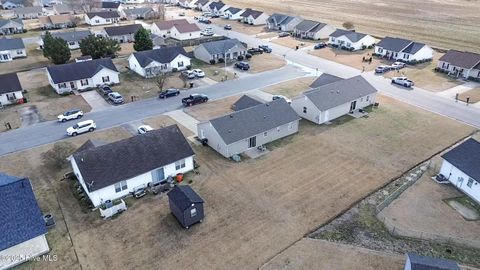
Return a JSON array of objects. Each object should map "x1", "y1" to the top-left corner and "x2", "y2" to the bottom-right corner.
[
  {"x1": 437, "y1": 50, "x2": 480, "y2": 80},
  {"x1": 206, "y1": 1, "x2": 228, "y2": 16},
  {"x1": 70, "y1": 125, "x2": 195, "y2": 207},
  {"x1": 291, "y1": 75, "x2": 377, "y2": 124},
  {"x1": 103, "y1": 24, "x2": 142, "y2": 43},
  {"x1": 293, "y1": 19, "x2": 335, "y2": 40},
  {"x1": 14, "y1": 6, "x2": 45, "y2": 19},
  {"x1": 84, "y1": 11, "x2": 120, "y2": 26},
  {"x1": 329, "y1": 29, "x2": 376, "y2": 51},
  {"x1": 0, "y1": 173, "x2": 49, "y2": 270},
  {"x1": 404, "y1": 253, "x2": 460, "y2": 270},
  {"x1": 239, "y1": 8, "x2": 268, "y2": 25},
  {"x1": 196, "y1": 0, "x2": 210, "y2": 11},
  {"x1": 39, "y1": 30, "x2": 92, "y2": 50},
  {"x1": 170, "y1": 23, "x2": 201, "y2": 40},
  {"x1": 440, "y1": 138, "x2": 480, "y2": 204},
  {"x1": 46, "y1": 58, "x2": 119, "y2": 94},
  {"x1": 178, "y1": 0, "x2": 196, "y2": 9},
  {"x1": 128, "y1": 46, "x2": 191, "y2": 78},
  {"x1": 194, "y1": 38, "x2": 247, "y2": 64},
  {"x1": 0, "y1": 38, "x2": 26, "y2": 63},
  {"x1": 150, "y1": 18, "x2": 189, "y2": 38},
  {"x1": 0, "y1": 72, "x2": 23, "y2": 106},
  {"x1": 0, "y1": 18, "x2": 24, "y2": 35},
  {"x1": 1, "y1": 0, "x2": 24, "y2": 10},
  {"x1": 223, "y1": 7, "x2": 243, "y2": 20},
  {"x1": 375, "y1": 36, "x2": 433, "y2": 63}
]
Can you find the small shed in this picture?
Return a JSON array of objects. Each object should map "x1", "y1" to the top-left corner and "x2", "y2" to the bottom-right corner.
[
  {"x1": 167, "y1": 185, "x2": 204, "y2": 229},
  {"x1": 404, "y1": 253, "x2": 460, "y2": 270}
]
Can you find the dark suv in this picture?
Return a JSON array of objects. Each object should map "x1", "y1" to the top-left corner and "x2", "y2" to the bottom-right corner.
[
  {"x1": 99, "y1": 85, "x2": 113, "y2": 95},
  {"x1": 247, "y1": 48, "x2": 263, "y2": 55},
  {"x1": 182, "y1": 94, "x2": 208, "y2": 107},
  {"x1": 159, "y1": 88, "x2": 180, "y2": 99},
  {"x1": 234, "y1": 61, "x2": 250, "y2": 71},
  {"x1": 259, "y1": 45, "x2": 272, "y2": 53}
]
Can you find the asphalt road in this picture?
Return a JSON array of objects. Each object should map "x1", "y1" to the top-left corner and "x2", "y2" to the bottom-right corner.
[{"x1": 0, "y1": 65, "x2": 308, "y2": 155}]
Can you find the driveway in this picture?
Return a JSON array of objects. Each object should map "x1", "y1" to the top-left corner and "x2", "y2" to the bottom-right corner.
[
  {"x1": 19, "y1": 106, "x2": 41, "y2": 127},
  {"x1": 80, "y1": 91, "x2": 111, "y2": 111}
]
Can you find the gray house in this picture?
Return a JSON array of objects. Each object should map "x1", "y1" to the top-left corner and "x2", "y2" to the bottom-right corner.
[
  {"x1": 0, "y1": 19, "x2": 24, "y2": 35},
  {"x1": 14, "y1": 6, "x2": 45, "y2": 19},
  {"x1": 103, "y1": 24, "x2": 142, "y2": 43},
  {"x1": 291, "y1": 75, "x2": 377, "y2": 124},
  {"x1": 0, "y1": 38, "x2": 26, "y2": 62},
  {"x1": 39, "y1": 30, "x2": 92, "y2": 50},
  {"x1": 404, "y1": 253, "x2": 460, "y2": 270},
  {"x1": 293, "y1": 19, "x2": 335, "y2": 40},
  {"x1": 197, "y1": 98, "x2": 300, "y2": 158},
  {"x1": 193, "y1": 38, "x2": 247, "y2": 64},
  {"x1": 1, "y1": 0, "x2": 23, "y2": 9},
  {"x1": 123, "y1": 7, "x2": 157, "y2": 20},
  {"x1": 167, "y1": 185, "x2": 204, "y2": 229},
  {"x1": 266, "y1": 13, "x2": 302, "y2": 32}
]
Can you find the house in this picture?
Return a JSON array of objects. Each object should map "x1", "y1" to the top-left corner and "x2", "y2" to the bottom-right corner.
[
  {"x1": 437, "y1": 50, "x2": 480, "y2": 80},
  {"x1": 46, "y1": 58, "x2": 119, "y2": 94},
  {"x1": 293, "y1": 20, "x2": 335, "y2": 40},
  {"x1": 197, "y1": 98, "x2": 300, "y2": 158},
  {"x1": 194, "y1": 38, "x2": 247, "y2": 64},
  {"x1": 223, "y1": 7, "x2": 243, "y2": 20},
  {"x1": 232, "y1": 94, "x2": 262, "y2": 111},
  {"x1": 404, "y1": 253, "x2": 460, "y2": 270},
  {"x1": 128, "y1": 46, "x2": 191, "y2": 77},
  {"x1": 150, "y1": 19, "x2": 190, "y2": 38},
  {"x1": 206, "y1": 1, "x2": 228, "y2": 16},
  {"x1": 123, "y1": 7, "x2": 157, "y2": 20},
  {"x1": 0, "y1": 38, "x2": 26, "y2": 62},
  {"x1": 170, "y1": 23, "x2": 201, "y2": 40},
  {"x1": 178, "y1": 0, "x2": 197, "y2": 9},
  {"x1": 38, "y1": 14, "x2": 74, "y2": 29},
  {"x1": 14, "y1": 6, "x2": 45, "y2": 19},
  {"x1": 291, "y1": 75, "x2": 377, "y2": 124},
  {"x1": 309, "y1": 73, "x2": 343, "y2": 88},
  {"x1": 329, "y1": 29, "x2": 376, "y2": 51},
  {"x1": 374, "y1": 36, "x2": 433, "y2": 63},
  {"x1": 85, "y1": 11, "x2": 120, "y2": 26},
  {"x1": 440, "y1": 138, "x2": 480, "y2": 204},
  {"x1": 0, "y1": 19, "x2": 24, "y2": 35},
  {"x1": 0, "y1": 72, "x2": 23, "y2": 106},
  {"x1": 196, "y1": 0, "x2": 210, "y2": 11},
  {"x1": 39, "y1": 30, "x2": 92, "y2": 50},
  {"x1": 98, "y1": 1, "x2": 122, "y2": 12},
  {"x1": 70, "y1": 125, "x2": 195, "y2": 207},
  {"x1": 266, "y1": 13, "x2": 302, "y2": 32},
  {"x1": 53, "y1": 4, "x2": 74, "y2": 15},
  {"x1": 123, "y1": 0, "x2": 145, "y2": 4},
  {"x1": 167, "y1": 185, "x2": 204, "y2": 228},
  {"x1": 1, "y1": 0, "x2": 24, "y2": 10},
  {"x1": 239, "y1": 8, "x2": 268, "y2": 25},
  {"x1": 0, "y1": 173, "x2": 49, "y2": 270},
  {"x1": 103, "y1": 24, "x2": 142, "y2": 43}
]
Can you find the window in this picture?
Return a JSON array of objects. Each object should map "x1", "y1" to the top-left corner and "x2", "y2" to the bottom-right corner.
[
  {"x1": 58, "y1": 83, "x2": 67, "y2": 88},
  {"x1": 175, "y1": 159, "x2": 186, "y2": 170},
  {"x1": 378, "y1": 48, "x2": 383, "y2": 53},
  {"x1": 190, "y1": 208, "x2": 197, "y2": 217},
  {"x1": 69, "y1": 41, "x2": 75, "y2": 46},
  {"x1": 467, "y1": 178, "x2": 475, "y2": 188},
  {"x1": 16, "y1": 50, "x2": 23, "y2": 55},
  {"x1": 263, "y1": 132, "x2": 268, "y2": 137},
  {"x1": 366, "y1": 95, "x2": 370, "y2": 101},
  {"x1": 303, "y1": 107, "x2": 307, "y2": 114},
  {"x1": 80, "y1": 79, "x2": 89, "y2": 86},
  {"x1": 95, "y1": 20, "x2": 100, "y2": 23},
  {"x1": 114, "y1": 180, "x2": 128, "y2": 193},
  {"x1": 288, "y1": 122, "x2": 293, "y2": 130},
  {"x1": 102, "y1": 76, "x2": 110, "y2": 83},
  {"x1": 277, "y1": 127, "x2": 281, "y2": 132},
  {"x1": 178, "y1": 61, "x2": 184, "y2": 67}
]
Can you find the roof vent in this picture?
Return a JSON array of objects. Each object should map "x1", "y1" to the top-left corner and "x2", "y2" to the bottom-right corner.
[
  {"x1": 229, "y1": 114, "x2": 233, "y2": 118},
  {"x1": 263, "y1": 116, "x2": 267, "y2": 119},
  {"x1": 336, "y1": 90, "x2": 340, "y2": 94},
  {"x1": 228, "y1": 130, "x2": 231, "y2": 133}
]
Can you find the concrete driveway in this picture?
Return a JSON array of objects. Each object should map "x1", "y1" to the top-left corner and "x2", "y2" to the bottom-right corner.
[{"x1": 80, "y1": 91, "x2": 111, "y2": 111}]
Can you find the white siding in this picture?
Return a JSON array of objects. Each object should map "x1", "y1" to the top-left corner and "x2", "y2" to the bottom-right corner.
[
  {"x1": 398, "y1": 45, "x2": 433, "y2": 62},
  {"x1": 0, "y1": 235, "x2": 49, "y2": 270},
  {"x1": 85, "y1": 15, "x2": 119, "y2": 26},
  {"x1": 0, "y1": 90, "x2": 23, "y2": 105},
  {"x1": 440, "y1": 160, "x2": 480, "y2": 204},
  {"x1": 128, "y1": 53, "x2": 191, "y2": 78},
  {"x1": 150, "y1": 23, "x2": 170, "y2": 37},
  {"x1": 329, "y1": 34, "x2": 376, "y2": 51},
  {"x1": 170, "y1": 26, "x2": 201, "y2": 40},
  {"x1": 48, "y1": 67, "x2": 119, "y2": 94},
  {"x1": 0, "y1": 48, "x2": 27, "y2": 62},
  {"x1": 291, "y1": 95, "x2": 322, "y2": 124}
]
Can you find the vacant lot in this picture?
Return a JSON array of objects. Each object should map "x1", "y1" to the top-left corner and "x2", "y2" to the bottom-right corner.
[
  {"x1": 221, "y1": 20, "x2": 267, "y2": 36},
  {"x1": 309, "y1": 46, "x2": 382, "y2": 71},
  {"x1": 459, "y1": 88, "x2": 480, "y2": 104},
  {"x1": 271, "y1": 36, "x2": 317, "y2": 50},
  {"x1": 261, "y1": 76, "x2": 316, "y2": 97},
  {"x1": 143, "y1": 115, "x2": 194, "y2": 137},
  {"x1": 184, "y1": 94, "x2": 240, "y2": 121},
  {"x1": 191, "y1": 59, "x2": 236, "y2": 82},
  {"x1": 247, "y1": 53, "x2": 286, "y2": 73},
  {"x1": 223, "y1": 0, "x2": 480, "y2": 52}
]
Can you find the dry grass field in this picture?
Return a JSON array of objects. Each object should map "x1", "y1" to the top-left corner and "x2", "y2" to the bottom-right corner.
[
  {"x1": 184, "y1": 94, "x2": 240, "y2": 121},
  {"x1": 459, "y1": 88, "x2": 480, "y2": 104},
  {"x1": 270, "y1": 36, "x2": 317, "y2": 49},
  {"x1": 261, "y1": 76, "x2": 316, "y2": 97},
  {"x1": 246, "y1": 53, "x2": 287, "y2": 73},
  {"x1": 223, "y1": 0, "x2": 480, "y2": 52},
  {"x1": 309, "y1": 47, "x2": 383, "y2": 72}
]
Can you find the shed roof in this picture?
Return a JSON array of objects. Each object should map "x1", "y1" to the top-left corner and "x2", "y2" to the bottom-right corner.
[
  {"x1": 0, "y1": 72, "x2": 22, "y2": 94},
  {"x1": 232, "y1": 95, "x2": 263, "y2": 111},
  {"x1": 441, "y1": 138, "x2": 480, "y2": 181},
  {"x1": 406, "y1": 253, "x2": 460, "y2": 270},
  {"x1": 0, "y1": 37, "x2": 25, "y2": 50},
  {"x1": 47, "y1": 58, "x2": 118, "y2": 84},
  {"x1": 439, "y1": 50, "x2": 480, "y2": 69},
  {"x1": 132, "y1": 46, "x2": 189, "y2": 68},
  {"x1": 104, "y1": 24, "x2": 142, "y2": 37},
  {"x1": 168, "y1": 185, "x2": 204, "y2": 211}
]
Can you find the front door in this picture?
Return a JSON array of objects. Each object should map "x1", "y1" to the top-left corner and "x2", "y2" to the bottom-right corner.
[
  {"x1": 69, "y1": 81, "x2": 76, "y2": 90},
  {"x1": 151, "y1": 167, "x2": 165, "y2": 182},
  {"x1": 248, "y1": 136, "x2": 256, "y2": 148},
  {"x1": 350, "y1": 101, "x2": 357, "y2": 112}
]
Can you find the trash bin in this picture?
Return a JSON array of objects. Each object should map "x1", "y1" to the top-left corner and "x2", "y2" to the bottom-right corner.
[{"x1": 176, "y1": 173, "x2": 184, "y2": 183}]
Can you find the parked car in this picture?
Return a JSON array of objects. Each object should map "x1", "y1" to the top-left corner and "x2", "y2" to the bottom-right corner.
[
  {"x1": 99, "y1": 85, "x2": 113, "y2": 95},
  {"x1": 278, "y1": 32, "x2": 289, "y2": 38},
  {"x1": 57, "y1": 109, "x2": 83, "y2": 122},
  {"x1": 66, "y1": 120, "x2": 96, "y2": 136},
  {"x1": 247, "y1": 48, "x2": 263, "y2": 55},
  {"x1": 108, "y1": 92, "x2": 124, "y2": 104},
  {"x1": 182, "y1": 94, "x2": 208, "y2": 107},
  {"x1": 159, "y1": 88, "x2": 180, "y2": 98},
  {"x1": 375, "y1": 65, "x2": 391, "y2": 74},
  {"x1": 198, "y1": 18, "x2": 212, "y2": 24},
  {"x1": 224, "y1": 24, "x2": 232, "y2": 30},
  {"x1": 202, "y1": 12, "x2": 212, "y2": 17},
  {"x1": 314, "y1": 42, "x2": 327, "y2": 49},
  {"x1": 193, "y1": 69, "x2": 205, "y2": 78},
  {"x1": 272, "y1": 95, "x2": 292, "y2": 104},
  {"x1": 391, "y1": 76, "x2": 414, "y2": 87},
  {"x1": 201, "y1": 27, "x2": 214, "y2": 36},
  {"x1": 391, "y1": 61, "x2": 406, "y2": 70},
  {"x1": 211, "y1": 14, "x2": 220, "y2": 18},
  {"x1": 234, "y1": 61, "x2": 250, "y2": 71},
  {"x1": 181, "y1": 70, "x2": 196, "y2": 79},
  {"x1": 258, "y1": 45, "x2": 272, "y2": 53},
  {"x1": 137, "y1": 125, "x2": 153, "y2": 134}
]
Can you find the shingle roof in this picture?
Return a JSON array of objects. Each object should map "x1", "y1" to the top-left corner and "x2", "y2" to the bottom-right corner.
[
  {"x1": 14, "y1": 6, "x2": 43, "y2": 14},
  {"x1": 168, "y1": 185, "x2": 204, "y2": 211},
  {"x1": 309, "y1": 73, "x2": 343, "y2": 88},
  {"x1": 209, "y1": 1, "x2": 225, "y2": 10},
  {"x1": 441, "y1": 138, "x2": 480, "y2": 182},
  {"x1": 197, "y1": 0, "x2": 209, "y2": 5},
  {"x1": 330, "y1": 29, "x2": 368, "y2": 43},
  {"x1": 73, "y1": 125, "x2": 195, "y2": 192},
  {"x1": 104, "y1": 24, "x2": 142, "y2": 37},
  {"x1": 123, "y1": 7, "x2": 154, "y2": 17},
  {"x1": 376, "y1": 36, "x2": 412, "y2": 52},
  {"x1": 305, "y1": 75, "x2": 377, "y2": 111},
  {"x1": 0, "y1": 18, "x2": 23, "y2": 28},
  {"x1": 232, "y1": 95, "x2": 263, "y2": 111},
  {"x1": 47, "y1": 58, "x2": 118, "y2": 84},
  {"x1": 225, "y1": 7, "x2": 241, "y2": 14},
  {"x1": 406, "y1": 253, "x2": 460, "y2": 270},
  {"x1": 0, "y1": 37, "x2": 25, "y2": 50},
  {"x1": 86, "y1": 11, "x2": 120, "y2": 19},
  {"x1": 294, "y1": 19, "x2": 324, "y2": 32},
  {"x1": 154, "y1": 19, "x2": 189, "y2": 30},
  {"x1": 439, "y1": 50, "x2": 480, "y2": 69},
  {"x1": 73, "y1": 139, "x2": 105, "y2": 155},
  {"x1": 209, "y1": 99, "x2": 300, "y2": 145},
  {"x1": 401, "y1": 42, "x2": 426, "y2": 54},
  {"x1": 240, "y1": 8, "x2": 264, "y2": 19},
  {"x1": 0, "y1": 72, "x2": 23, "y2": 95},
  {"x1": 173, "y1": 23, "x2": 200, "y2": 33},
  {"x1": 101, "y1": 1, "x2": 120, "y2": 9},
  {"x1": 0, "y1": 173, "x2": 47, "y2": 251},
  {"x1": 39, "y1": 14, "x2": 72, "y2": 25},
  {"x1": 200, "y1": 38, "x2": 245, "y2": 55},
  {"x1": 53, "y1": 4, "x2": 72, "y2": 14},
  {"x1": 132, "y1": 46, "x2": 189, "y2": 68},
  {"x1": 48, "y1": 30, "x2": 92, "y2": 43}
]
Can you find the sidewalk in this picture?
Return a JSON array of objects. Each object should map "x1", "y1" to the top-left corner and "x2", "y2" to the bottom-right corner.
[{"x1": 164, "y1": 109, "x2": 199, "y2": 135}]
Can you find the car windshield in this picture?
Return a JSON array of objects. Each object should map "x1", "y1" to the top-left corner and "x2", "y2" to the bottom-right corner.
[{"x1": 73, "y1": 124, "x2": 79, "y2": 129}]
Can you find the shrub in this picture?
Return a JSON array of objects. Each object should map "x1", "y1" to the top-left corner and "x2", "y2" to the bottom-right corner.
[
  {"x1": 367, "y1": 45, "x2": 373, "y2": 49},
  {"x1": 218, "y1": 58, "x2": 225, "y2": 63},
  {"x1": 245, "y1": 54, "x2": 252, "y2": 59},
  {"x1": 331, "y1": 44, "x2": 339, "y2": 48},
  {"x1": 468, "y1": 76, "x2": 480, "y2": 82},
  {"x1": 209, "y1": 59, "x2": 216, "y2": 65},
  {"x1": 42, "y1": 141, "x2": 76, "y2": 170},
  {"x1": 237, "y1": 55, "x2": 244, "y2": 61}
]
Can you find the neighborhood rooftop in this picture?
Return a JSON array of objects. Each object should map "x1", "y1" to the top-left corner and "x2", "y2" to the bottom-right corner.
[
  {"x1": 0, "y1": 72, "x2": 22, "y2": 95},
  {"x1": 377, "y1": 36, "x2": 426, "y2": 54},
  {"x1": 104, "y1": 24, "x2": 142, "y2": 36},
  {"x1": 309, "y1": 73, "x2": 343, "y2": 88},
  {"x1": 174, "y1": 23, "x2": 201, "y2": 33},
  {"x1": 268, "y1": 13, "x2": 299, "y2": 25},
  {"x1": 100, "y1": 1, "x2": 120, "y2": 9},
  {"x1": 226, "y1": 7, "x2": 242, "y2": 14},
  {"x1": 47, "y1": 30, "x2": 92, "y2": 42},
  {"x1": 123, "y1": 7, "x2": 154, "y2": 17},
  {"x1": 154, "y1": 19, "x2": 189, "y2": 30},
  {"x1": 0, "y1": 38, "x2": 25, "y2": 50},
  {"x1": 47, "y1": 58, "x2": 118, "y2": 84},
  {"x1": 441, "y1": 138, "x2": 480, "y2": 181},
  {"x1": 240, "y1": 8, "x2": 264, "y2": 19},
  {"x1": 14, "y1": 6, "x2": 43, "y2": 13},
  {"x1": 200, "y1": 38, "x2": 243, "y2": 55},
  {"x1": 209, "y1": 1, "x2": 225, "y2": 10},
  {"x1": 72, "y1": 125, "x2": 194, "y2": 192},
  {"x1": 406, "y1": 253, "x2": 460, "y2": 270},
  {"x1": 0, "y1": 18, "x2": 23, "y2": 28},
  {"x1": 39, "y1": 14, "x2": 72, "y2": 25},
  {"x1": 439, "y1": 50, "x2": 480, "y2": 69},
  {"x1": 132, "y1": 46, "x2": 188, "y2": 67},
  {"x1": 295, "y1": 19, "x2": 327, "y2": 33},
  {"x1": 86, "y1": 11, "x2": 120, "y2": 19},
  {"x1": 209, "y1": 99, "x2": 300, "y2": 145},
  {"x1": 330, "y1": 29, "x2": 368, "y2": 42},
  {"x1": 232, "y1": 95, "x2": 263, "y2": 111}
]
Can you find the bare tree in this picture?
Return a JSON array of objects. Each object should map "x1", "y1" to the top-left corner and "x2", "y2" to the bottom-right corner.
[
  {"x1": 342, "y1": 21, "x2": 355, "y2": 30},
  {"x1": 155, "y1": 72, "x2": 169, "y2": 92},
  {"x1": 157, "y1": 4, "x2": 166, "y2": 21}
]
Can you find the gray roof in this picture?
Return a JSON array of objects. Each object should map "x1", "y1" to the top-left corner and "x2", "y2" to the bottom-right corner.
[
  {"x1": 0, "y1": 37, "x2": 25, "y2": 50},
  {"x1": 295, "y1": 19, "x2": 325, "y2": 33},
  {"x1": 101, "y1": 1, "x2": 120, "y2": 9},
  {"x1": 209, "y1": 99, "x2": 300, "y2": 145},
  {"x1": 232, "y1": 95, "x2": 263, "y2": 111},
  {"x1": 305, "y1": 75, "x2": 377, "y2": 111},
  {"x1": 48, "y1": 30, "x2": 91, "y2": 43},
  {"x1": 376, "y1": 36, "x2": 412, "y2": 52},
  {"x1": 439, "y1": 50, "x2": 480, "y2": 69},
  {"x1": 330, "y1": 29, "x2": 368, "y2": 43},
  {"x1": 441, "y1": 138, "x2": 480, "y2": 182},
  {"x1": 401, "y1": 41, "x2": 427, "y2": 54},
  {"x1": 73, "y1": 139, "x2": 105, "y2": 155},
  {"x1": 0, "y1": 72, "x2": 22, "y2": 94},
  {"x1": 209, "y1": 1, "x2": 225, "y2": 10},
  {"x1": 123, "y1": 7, "x2": 154, "y2": 17},
  {"x1": 1, "y1": 0, "x2": 23, "y2": 4},
  {"x1": 240, "y1": 8, "x2": 264, "y2": 19},
  {"x1": 53, "y1": 4, "x2": 72, "y2": 14},
  {"x1": 268, "y1": 13, "x2": 299, "y2": 26},
  {"x1": 197, "y1": 0, "x2": 209, "y2": 5},
  {"x1": 47, "y1": 58, "x2": 118, "y2": 84},
  {"x1": 14, "y1": 6, "x2": 43, "y2": 14},
  {"x1": 168, "y1": 185, "x2": 204, "y2": 211},
  {"x1": 104, "y1": 24, "x2": 141, "y2": 37},
  {"x1": 132, "y1": 46, "x2": 189, "y2": 68},
  {"x1": 200, "y1": 38, "x2": 245, "y2": 55},
  {"x1": 406, "y1": 253, "x2": 460, "y2": 270},
  {"x1": 86, "y1": 11, "x2": 120, "y2": 19},
  {"x1": 225, "y1": 7, "x2": 241, "y2": 14},
  {"x1": 73, "y1": 125, "x2": 195, "y2": 192},
  {"x1": 0, "y1": 18, "x2": 23, "y2": 28},
  {"x1": 309, "y1": 73, "x2": 343, "y2": 88}
]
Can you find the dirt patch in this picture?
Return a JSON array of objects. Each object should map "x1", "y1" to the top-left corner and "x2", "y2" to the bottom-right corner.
[
  {"x1": 261, "y1": 76, "x2": 317, "y2": 98},
  {"x1": 219, "y1": 20, "x2": 267, "y2": 36},
  {"x1": 191, "y1": 59, "x2": 236, "y2": 82},
  {"x1": 309, "y1": 46, "x2": 381, "y2": 71},
  {"x1": 246, "y1": 53, "x2": 286, "y2": 74},
  {"x1": 271, "y1": 36, "x2": 318, "y2": 50},
  {"x1": 184, "y1": 95, "x2": 240, "y2": 121},
  {"x1": 459, "y1": 88, "x2": 480, "y2": 104}
]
